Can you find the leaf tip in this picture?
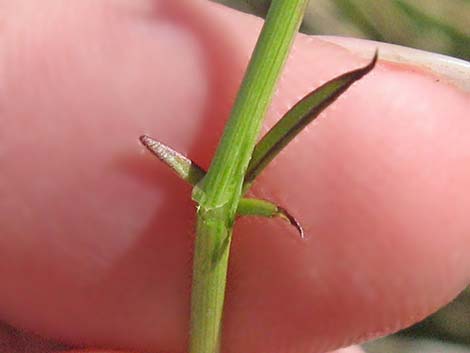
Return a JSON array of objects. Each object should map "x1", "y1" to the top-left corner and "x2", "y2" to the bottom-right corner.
[
  {"x1": 369, "y1": 49, "x2": 379, "y2": 69},
  {"x1": 355, "y1": 49, "x2": 379, "y2": 79},
  {"x1": 139, "y1": 134, "x2": 160, "y2": 154},
  {"x1": 139, "y1": 134, "x2": 206, "y2": 186},
  {"x1": 277, "y1": 206, "x2": 305, "y2": 239},
  {"x1": 139, "y1": 134, "x2": 177, "y2": 165}
]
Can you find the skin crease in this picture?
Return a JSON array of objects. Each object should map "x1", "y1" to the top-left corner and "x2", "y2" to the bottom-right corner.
[{"x1": 0, "y1": 0, "x2": 469, "y2": 353}]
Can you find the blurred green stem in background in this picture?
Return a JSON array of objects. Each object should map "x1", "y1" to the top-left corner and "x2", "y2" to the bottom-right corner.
[{"x1": 213, "y1": 0, "x2": 470, "y2": 60}]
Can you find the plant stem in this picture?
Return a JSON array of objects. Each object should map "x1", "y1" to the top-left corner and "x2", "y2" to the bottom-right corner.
[{"x1": 189, "y1": 1, "x2": 309, "y2": 353}]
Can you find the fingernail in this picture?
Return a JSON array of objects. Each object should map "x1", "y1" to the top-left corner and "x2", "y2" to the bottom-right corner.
[{"x1": 320, "y1": 36, "x2": 470, "y2": 91}]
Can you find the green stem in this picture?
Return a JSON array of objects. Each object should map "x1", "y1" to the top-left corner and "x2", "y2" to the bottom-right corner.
[
  {"x1": 189, "y1": 1, "x2": 309, "y2": 353},
  {"x1": 189, "y1": 219, "x2": 233, "y2": 353}
]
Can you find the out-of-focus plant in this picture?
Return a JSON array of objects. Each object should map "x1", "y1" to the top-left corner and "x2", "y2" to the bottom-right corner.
[{"x1": 214, "y1": 0, "x2": 470, "y2": 60}]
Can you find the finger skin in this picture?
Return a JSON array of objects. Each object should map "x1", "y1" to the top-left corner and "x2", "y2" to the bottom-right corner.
[
  {"x1": 0, "y1": 1, "x2": 469, "y2": 353},
  {"x1": 331, "y1": 347, "x2": 365, "y2": 353}
]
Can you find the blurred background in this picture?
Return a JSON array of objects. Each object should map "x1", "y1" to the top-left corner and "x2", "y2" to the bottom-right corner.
[
  {"x1": 213, "y1": 1, "x2": 470, "y2": 352},
  {"x1": 213, "y1": 0, "x2": 469, "y2": 60}
]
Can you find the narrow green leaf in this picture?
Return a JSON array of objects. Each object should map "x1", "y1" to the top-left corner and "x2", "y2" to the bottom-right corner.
[
  {"x1": 140, "y1": 135, "x2": 205, "y2": 185},
  {"x1": 244, "y1": 52, "x2": 378, "y2": 187},
  {"x1": 140, "y1": 135, "x2": 302, "y2": 236}
]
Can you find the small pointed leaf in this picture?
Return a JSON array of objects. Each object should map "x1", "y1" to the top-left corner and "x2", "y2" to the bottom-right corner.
[
  {"x1": 140, "y1": 135, "x2": 205, "y2": 185},
  {"x1": 244, "y1": 52, "x2": 378, "y2": 187},
  {"x1": 237, "y1": 198, "x2": 304, "y2": 238}
]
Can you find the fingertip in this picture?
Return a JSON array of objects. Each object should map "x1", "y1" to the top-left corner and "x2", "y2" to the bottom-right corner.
[{"x1": 1, "y1": 2, "x2": 469, "y2": 353}]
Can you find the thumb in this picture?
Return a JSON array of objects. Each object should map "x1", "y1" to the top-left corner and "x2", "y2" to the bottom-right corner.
[{"x1": 0, "y1": 1, "x2": 469, "y2": 353}]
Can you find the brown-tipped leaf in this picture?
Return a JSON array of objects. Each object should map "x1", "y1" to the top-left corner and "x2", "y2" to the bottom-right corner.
[
  {"x1": 244, "y1": 52, "x2": 378, "y2": 187},
  {"x1": 237, "y1": 198, "x2": 304, "y2": 238},
  {"x1": 140, "y1": 135, "x2": 205, "y2": 185}
]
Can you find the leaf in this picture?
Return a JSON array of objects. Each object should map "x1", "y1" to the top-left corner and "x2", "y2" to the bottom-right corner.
[
  {"x1": 243, "y1": 52, "x2": 378, "y2": 187},
  {"x1": 140, "y1": 135, "x2": 205, "y2": 185},
  {"x1": 237, "y1": 198, "x2": 304, "y2": 238},
  {"x1": 140, "y1": 135, "x2": 303, "y2": 237}
]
